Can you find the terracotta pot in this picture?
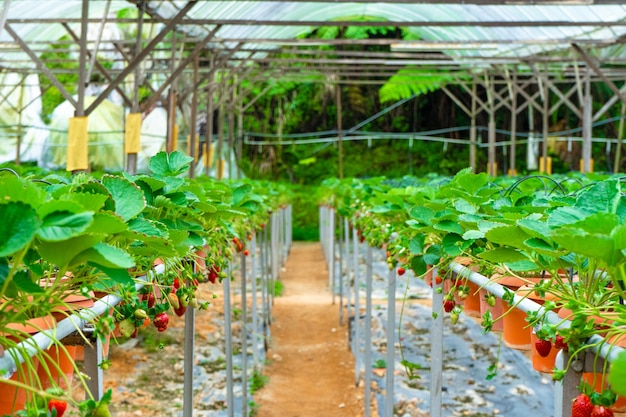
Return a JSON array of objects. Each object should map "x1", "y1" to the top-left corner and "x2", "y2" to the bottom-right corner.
[
  {"x1": 452, "y1": 257, "x2": 481, "y2": 317},
  {"x1": 0, "y1": 316, "x2": 54, "y2": 415},
  {"x1": 493, "y1": 275, "x2": 545, "y2": 350},
  {"x1": 37, "y1": 345, "x2": 78, "y2": 389},
  {"x1": 530, "y1": 330, "x2": 560, "y2": 374}
]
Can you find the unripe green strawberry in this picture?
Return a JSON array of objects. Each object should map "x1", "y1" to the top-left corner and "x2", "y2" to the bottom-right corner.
[
  {"x1": 486, "y1": 294, "x2": 496, "y2": 307},
  {"x1": 118, "y1": 318, "x2": 135, "y2": 338},
  {"x1": 450, "y1": 308, "x2": 460, "y2": 324},
  {"x1": 134, "y1": 308, "x2": 147, "y2": 319},
  {"x1": 92, "y1": 403, "x2": 112, "y2": 417}
]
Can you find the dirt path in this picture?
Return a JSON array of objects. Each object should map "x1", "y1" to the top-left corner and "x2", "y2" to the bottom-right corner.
[{"x1": 254, "y1": 242, "x2": 369, "y2": 417}]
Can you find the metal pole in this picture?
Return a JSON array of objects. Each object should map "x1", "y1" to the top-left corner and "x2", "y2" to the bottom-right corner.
[
  {"x1": 364, "y1": 244, "x2": 373, "y2": 417},
  {"x1": 189, "y1": 54, "x2": 199, "y2": 177},
  {"x1": 251, "y1": 233, "x2": 259, "y2": 370},
  {"x1": 384, "y1": 266, "x2": 396, "y2": 417},
  {"x1": 260, "y1": 226, "x2": 270, "y2": 348},
  {"x1": 224, "y1": 262, "x2": 234, "y2": 417},
  {"x1": 430, "y1": 266, "x2": 443, "y2": 417},
  {"x1": 83, "y1": 338, "x2": 103, "y2": 401},
  {"x1": 352, "y1": 225, "x2": 360, "y2": 387},
  {"x1": 510, "y1": 72, "x2": 518, "y2": 175},
  {"x1": 338, "y1": 215, "x2": 344, "y2": 325},
  {"x1": 240, "y1": 252, "x2": 248, "y2": 417},
  {"x1": 336, "y1": 82, "x2": 344, "y2": 179},
  {"x1": 183, "y1": 289, "x2": 196, "y2": 417},
  {"x1": 330, "y1": 208, "x2": 336, "y2": 305},
  {"x1": 344, "y1": 217, "x2": 351, "y2": 329},
  {"x1": 554, "y1": 351, "x2": 582, "y2": 417}
]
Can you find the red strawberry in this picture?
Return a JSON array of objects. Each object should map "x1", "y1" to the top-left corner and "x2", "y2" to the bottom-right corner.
[
  {"x1": 591, "y1": 405, "x2": 614, "y2": 417},
  {"x1": 244, "y1": 249, "x2": 249, "y2": 256},
  {"x1": 435, "y1": 276, "x2": 443, "y2": 285},
  {"x1": 147, "y1": 293, "x2": 156, "y2": 308},
  {"x1": 535, "y1": 339, "x2": 552, "y2": 357},
  {"x1": 397, "y1": 267, "x2": 406, "y2": 276},
  {"x1": 555, "y1": 335, "x2": 568, "y2": 351},
  {"x1": 173, "y1": 277, "x2": 182, "y2": 290},
  {"x1": 443, "y1": 300, "x2": 455, "y2": 313},
  {"x1": 174, "y1": 304, "x2": 187, "y2": 317},
  {"x1": 153, "y1": 312, "x2": 169, "y2": 331},
  {"x1": 48, "y1": 399, "x2": 67, "y2": 417},
  {"x1": 572, "y1": 393, "x2": 594, "y2": 417}
]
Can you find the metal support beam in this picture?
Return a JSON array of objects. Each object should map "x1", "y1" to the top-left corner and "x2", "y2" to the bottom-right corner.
[
  {"x1": 573, "y1": 43, "x2": 626, "y2": 107},
  {"x1": 189, "y1": 54, "x2": 199, "y2": 177},
  {"x1": 140, "y1": 26, "x2": 223, "y2": 113},
  {"x1": 85, "y1": 1, "x2": 198, "y2": 115},
  {"x1": 63, "y1": 24, "x2": 133, "y2": 108},
  {"x1": 4, "y1": 24, "x2": 77, "y2": 108}
]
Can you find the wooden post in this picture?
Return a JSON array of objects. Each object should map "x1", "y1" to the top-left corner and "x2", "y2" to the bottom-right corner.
[
  {"x1": 470, "y1": 82, "x2": 477, "y2": 173},
  {"x1": 336, "y1": 81, "x2": 344, "y2": 179},
  {"x1": 615, "y1": 103, "x2": 625, "y2": 173},
  {"x1": 189, "y1": 54, "x2": 199, "y2": 178},
  {"x1": 582, "y1": 74, "x2": 592, "y2": 173}
]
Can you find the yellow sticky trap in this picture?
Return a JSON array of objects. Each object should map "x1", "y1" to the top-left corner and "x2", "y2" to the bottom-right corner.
[
  {"x1": 173, "y1": 125, "x2": 179, "y2": 151},
  {"x1": 205, "y1": 141, "x2": 214, "y2": 169},
  {"x1": 124, "y1": 113, "x2": 142, "y2": 154},
  {"x1": 579, "y1": 158, "x2": 594, "y2": 173},
  {"x1": 217, "y1": 159, "x2": 225, "y2": 180},
  {"x1": 67, "y1": 116, "x2": 89, "y2": 171}
]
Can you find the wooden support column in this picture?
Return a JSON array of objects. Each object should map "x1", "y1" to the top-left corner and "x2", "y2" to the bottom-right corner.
[
  {"x1": 189, "y1": 54, "x2": 199, "y2": 178},
  {"x1": 336, "y1": 81, "x2": 344, "y2": 179},
  {"x1": 582, "y1": 74, "x2": 593, "y2": 173},
  {"x1": 205, "y1": 56, "x2": 215, "y2": 177},
  {"x1": 217, "y1": 79, "x2": 225, "y2": 180},
  {"x1": 615, "y1": 103, "x2": 625, "y2": 173},
  {"x1": 126, "y1": 1, "x2": 144, "y2": 175},
  {"x1": 166, "y1": 35, "x2": 178, "y2": 154},
  {"x1": 228, "y1": 82, "x2": 235, "y2": 179},
  {"x1": 541, "y1": 78, "x2": 550, "y2": 173},
  {"x1": 237, "y1": 102, "x2": 244, "y2": 179},
  {"x1": 470, "y1": 82, "x2": 477, "y2": 173},
  {"x1": 509, "y1": 72, "x2": 518, "y2": 175},
  {"x1": 487, "y1": 75, "x2": 496, "y2": 176}
]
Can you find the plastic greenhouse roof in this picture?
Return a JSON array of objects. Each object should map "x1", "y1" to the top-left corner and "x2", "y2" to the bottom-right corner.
[{"x1": 3, "y1": 0, "x2": 626, "y2": 79}]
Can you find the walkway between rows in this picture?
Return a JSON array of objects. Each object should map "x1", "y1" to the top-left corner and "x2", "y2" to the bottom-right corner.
[{"x1": 254, "y1": 241, "x2": 369, "y2": 417}]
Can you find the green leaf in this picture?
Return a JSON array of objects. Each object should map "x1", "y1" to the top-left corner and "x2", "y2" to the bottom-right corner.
[
  {"x1": 463, "y1": 230, "x2": 484, "y2": 240},
  {"x1": 0, "y1": 176, "x2": 47, "y2": 207},
  {"x1": 433, "y1": 220, "x2": 463, "y2": 235},
  {"x1": 551, "y1": 228, "x2": 619, "y2": 267},
  {"x1": 453, "y1": 199, "x2": 477, "y2": 215},
  {"x1": 13, "y1": 270, "x2": 44, "y2": 293},
  {"x1": 95, "y1": 266, "x2": 133, "y2": 286},
  {"x1": 73, "y1": 242, "x2": 135, "y2": 269},
  {"x1": 410, "y1": 255, "x2": 427, "y2": 277},
  {"x1": 86, "y1": 212, "x2": 128, "y2": 235},
  {"x1": 149, "y1": 151, "x2": 194, "y2": 177},
  {"x1": 423, "y1": 244, "x2": 442, "y2": 265},
  {"x1": 232, "y1": 184, "x2": 253, "y2": 206},
  {"x1": 442, "y1": 233, "x2": 470, "y2": 256},
  {"x1": 37, "y1": 234, "x2": 105, "y2": 268},
  {"x1": 409, "y1": 235, "x2": 425, "y2": 255},
  {"x1": 485, "y1": 225, "x2": 530, "y2": 248},
  {"x1": 478, "y1": 248, "x2": 529, "y2": 263},
  {"x1": 524, "y1": 238, "x2": 558, "y2": 255},
  {"x1": 608, "y1": 350, "x2": 626, "y2": 395},
  {"x1": 61, "y1": 191, "x2": 108, "y2": 212},
  {"x1": 409, "y1": 206, "x2": 434, "y2": 225},
  {"x1": 0, "y1": 202, "x2": 41, "y2": 257},
  {"x1": 575, "y1": 179, "x2": 619, "y2": 214},
  {"x1": 102, "y1": 175, "x2": 146, "y2": 222},
  {"x1": 0, "y1": 258, "x2": 8, "y2": 286},
  {"x1": 37, "y1": 210, "x2": 94, "y2": 242}
]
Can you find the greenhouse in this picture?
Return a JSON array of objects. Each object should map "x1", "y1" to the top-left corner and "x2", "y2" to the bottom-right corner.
[{"x1": 2, "y1": 1, "x2": 626, "y2": 416}]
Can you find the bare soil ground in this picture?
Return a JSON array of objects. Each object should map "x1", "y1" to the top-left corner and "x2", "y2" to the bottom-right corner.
[{"x1": 254, "y1": 241, "x2": 372, "y2": 417}]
